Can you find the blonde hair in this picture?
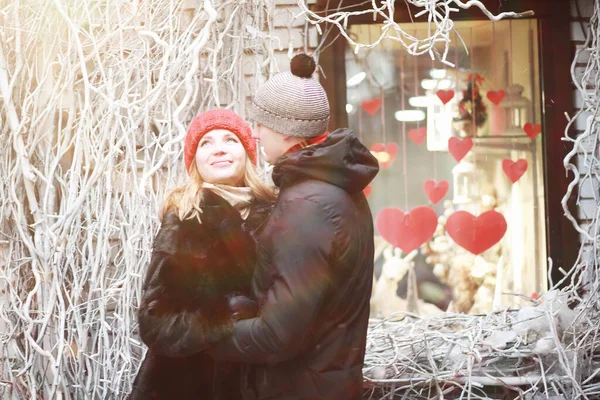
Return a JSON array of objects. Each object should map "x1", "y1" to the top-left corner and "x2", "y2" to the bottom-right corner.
[{"x1": 160, "y1": 158, "x2": 276, "y2": 222}]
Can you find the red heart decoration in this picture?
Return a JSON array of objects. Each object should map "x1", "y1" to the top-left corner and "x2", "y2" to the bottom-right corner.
[
  {"x1": 370, "y1": 143, "x2": 398, "y2": 169},
  {"x1": 375, "y1": 206, "x2": 438, "y2": 253},
  {"x1": 446, "y1": 210, "x2": 507, "y2": 255},
  {"x1": 523, "y1": 123, "x2": 541, "y2": 140},
  {"x1": 408, "y1": 127, "x2": 427, "y2": 145},
  {"x1": 361, "y1": 98, "x2": 382, "y2": 116},
  {"x1": 448, "y1": 137, "x2": 473, "y2": 162},
  {"x1": 502, "y1": 158, "x2": 528, "y2": 183},
  {"x1": 424, "y1": 179, "x2": 449, "y2": 205},
  {"x1": 436, "y1": 89, "x2": 455, "y2": 105},
  {"x1": 363, "y1": 185, "x2": 372, "y2": 198},
  {"x1": 486, "y1": 90, "x2": 506, "y2": 106}
]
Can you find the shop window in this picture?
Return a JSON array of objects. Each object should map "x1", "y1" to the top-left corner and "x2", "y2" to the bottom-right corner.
[{"x1": 346, "y1": 20, "x2": 546, "y2": 316}]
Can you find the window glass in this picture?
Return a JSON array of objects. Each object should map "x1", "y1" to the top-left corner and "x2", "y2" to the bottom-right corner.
[{"x1": 346, "y1": 20, "x2": 546, "y2": 316}]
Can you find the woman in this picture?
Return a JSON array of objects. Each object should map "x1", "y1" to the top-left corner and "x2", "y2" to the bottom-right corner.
[{"x1": 129, "y1": 109, "x2": 275, "y2": 399}]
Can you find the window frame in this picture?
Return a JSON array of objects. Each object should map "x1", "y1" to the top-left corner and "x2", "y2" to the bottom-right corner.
[{"x1": 317, "y1": 0, "x2": 577, "y2": 288}]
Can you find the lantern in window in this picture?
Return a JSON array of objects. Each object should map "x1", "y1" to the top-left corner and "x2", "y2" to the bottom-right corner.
[
  {"x1": 502, "y1": 84, "x2": 531, "y2": 134},
  {"x1": 451, "y1": 152, "x2": 482, "y2": 204}
]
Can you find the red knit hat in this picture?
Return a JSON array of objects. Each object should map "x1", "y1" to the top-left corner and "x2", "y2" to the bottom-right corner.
[{"x1": 184, "y1": 109, "x2": 257, "y2": 173}]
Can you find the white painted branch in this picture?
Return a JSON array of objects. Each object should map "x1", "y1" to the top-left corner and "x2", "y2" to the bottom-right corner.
[{"x1": 0, "y1": 0, "x2": 278, "y2": 397}]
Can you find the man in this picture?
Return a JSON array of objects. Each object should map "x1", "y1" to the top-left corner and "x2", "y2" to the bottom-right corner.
[{"x1": 209, "y1": 53, "x2": 379, "y2": 400}]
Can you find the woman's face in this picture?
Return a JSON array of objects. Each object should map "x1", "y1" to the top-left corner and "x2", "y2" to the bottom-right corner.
[{"x1": 194, "y1": 129, "x2": 247, "y2": 186}]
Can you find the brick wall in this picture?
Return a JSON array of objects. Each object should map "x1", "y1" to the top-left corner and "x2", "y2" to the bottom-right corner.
[
  {"x1": 570, "y1": 0, "x2": 597, "y2": 263},
  {"x1": 241, "y1": 0, "x2": 318, "y2": 113}
]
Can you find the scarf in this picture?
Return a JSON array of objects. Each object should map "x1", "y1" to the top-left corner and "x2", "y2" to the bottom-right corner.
[
  {"x1": 283, "y1": 131, "x2": 329, "y2": 156},
  {"x1": 202, "y1": 182, "x2": 253, "y2": 220}
]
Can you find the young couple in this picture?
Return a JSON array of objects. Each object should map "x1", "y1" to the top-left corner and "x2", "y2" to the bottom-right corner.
[{"x1": 129, "y1": 54, "x2": 379, "y2": 400}]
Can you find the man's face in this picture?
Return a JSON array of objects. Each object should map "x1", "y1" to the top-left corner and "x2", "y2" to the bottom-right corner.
[{"x1": 252, "y1": 124, "x2": 289, "y2": 164}]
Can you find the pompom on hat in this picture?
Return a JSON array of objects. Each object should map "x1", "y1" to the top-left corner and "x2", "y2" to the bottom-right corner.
[
  {"x1": 184, "y1": 109, "x2": 257, "y2": 173},
  {"x1": 249, "y1": 53, "x2": 330, "y2": 138}
]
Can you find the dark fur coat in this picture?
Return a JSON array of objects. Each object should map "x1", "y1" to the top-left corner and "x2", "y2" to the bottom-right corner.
[{"x1": 129, "y1": 189, "x2": 272, "y2": 400}]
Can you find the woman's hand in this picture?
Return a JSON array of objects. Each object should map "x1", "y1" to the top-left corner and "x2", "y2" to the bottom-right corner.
[{"x1": 226, "y1": 293, "x2": 258, "y2": 321}]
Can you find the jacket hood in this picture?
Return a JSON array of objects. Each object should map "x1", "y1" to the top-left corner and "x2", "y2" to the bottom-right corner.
[{"x1": 271, "y1": 128, "x2": 379, "y2": 193}]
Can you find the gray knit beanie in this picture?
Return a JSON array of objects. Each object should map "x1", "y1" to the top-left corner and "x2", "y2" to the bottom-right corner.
[{"x1": 250, "y1": 54, "x2": 330, "y2": 138}]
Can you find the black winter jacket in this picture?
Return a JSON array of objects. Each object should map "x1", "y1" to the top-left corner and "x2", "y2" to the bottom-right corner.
[
  {"x1": 129, "y1": 189, "x2": 272, "y2": 400},
  {"x1": 208, "y1": 129, "x2": 380, "y2": 400}
]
